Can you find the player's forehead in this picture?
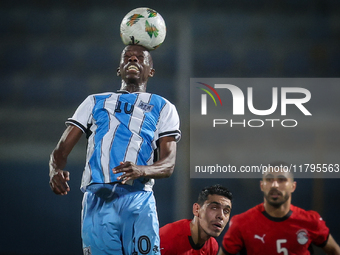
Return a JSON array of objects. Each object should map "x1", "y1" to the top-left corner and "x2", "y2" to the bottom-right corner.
[
  {"x1": 121, "y1": 45, "x2": 150, "y2": 57},
  {"x1": 205, "y1": 194, "x2": 232, "y2": 208},
  {"x1": 262, "y1": 167, "x2": 293, "y2": 180}
]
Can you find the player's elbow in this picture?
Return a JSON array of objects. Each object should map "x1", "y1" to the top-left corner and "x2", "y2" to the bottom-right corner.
[{"x1": 164, "y1": 165, "x2": 175, "y2": 178}]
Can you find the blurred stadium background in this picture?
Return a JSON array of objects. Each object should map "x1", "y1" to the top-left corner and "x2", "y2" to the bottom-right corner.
[{"x1": 0, "y1": 0, "x2": 339, "y2": 254}]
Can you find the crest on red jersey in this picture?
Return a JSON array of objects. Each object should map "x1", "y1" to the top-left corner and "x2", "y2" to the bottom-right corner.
[{"x1": 296, "y1": 229, "x2": 309, "y2": 245}]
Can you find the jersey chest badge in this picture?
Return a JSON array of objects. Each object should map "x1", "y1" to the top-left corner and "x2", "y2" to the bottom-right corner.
[
  {"x1": 296, "y1": 229, "x2": 309, "y2": 245},
  {"x1": 138, "y1": 101, "x2": 154, "y2": 112}
]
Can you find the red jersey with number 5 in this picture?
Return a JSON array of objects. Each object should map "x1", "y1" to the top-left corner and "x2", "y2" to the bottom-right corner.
[{"x1": 221, "y1": 203, "x2": 329, "y2": 255}]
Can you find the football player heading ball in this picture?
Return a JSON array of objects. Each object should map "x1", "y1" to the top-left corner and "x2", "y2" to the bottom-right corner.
[{"x1": 50, "y1": 7, "x2": 180, "y2": 254}]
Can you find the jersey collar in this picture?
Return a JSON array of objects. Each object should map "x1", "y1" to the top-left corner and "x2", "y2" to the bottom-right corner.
[
  {"x1": 262, "y1": 209, "x2": 293, "y2": 222},
  {"x1": 188, "y1": 236, "x2": 205, "y2": 250},
  {"x1": 117, "y1": 89, "x2": 144, "y2": 94}
]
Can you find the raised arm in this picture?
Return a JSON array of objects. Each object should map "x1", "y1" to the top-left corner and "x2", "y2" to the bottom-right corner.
[
  {"x1": 112, "y1": 136, "x2": 177, "y2": 184},
  {"x1": 49, "y1": 125, "x2": 83, "y2": 195},
  {"x1": 322, "y1": 234, "x2": 340, "y2": 255}
]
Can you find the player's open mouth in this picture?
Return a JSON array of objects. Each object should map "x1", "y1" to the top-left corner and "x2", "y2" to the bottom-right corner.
[
  {"x1": 269, "y1": 190, "x2": 282, "y2": 198},
  {"x1": 127, "y1": 65, "x2": 139, "y2": 72},
  {"x1": 212, "y1": 222, "x2": 222, "y2": 229}
]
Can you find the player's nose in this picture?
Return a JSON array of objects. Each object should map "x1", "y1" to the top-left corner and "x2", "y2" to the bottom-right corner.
[
  {"x1": 272, "y1": 180, "x2": 279, "y2": 187},
  {"x1": 216, "y1": 209, "x2": 224, "y2": 219},
  {"x1": 129, "y1": 55, "x2": 138, "y2": 62}
]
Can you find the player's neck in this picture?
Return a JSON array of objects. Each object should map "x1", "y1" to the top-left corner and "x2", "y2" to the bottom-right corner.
[
  {"x1": 263, "y1": 200, "x2": 291, "y2": 218},
  {"x1": 190, "y1": 218, "x2": 209, "y2": 246},
  {"x1": 120, "y1": 81, "x2": 147, "y2": 93}
]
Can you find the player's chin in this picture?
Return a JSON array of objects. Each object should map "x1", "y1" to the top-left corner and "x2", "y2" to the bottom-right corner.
[
  {"x1": 125, "y1": 75, "x2": 140, "y2": 82},
  {"x1": 209, "y1": 226, "x2": 223, "y2": 237},
  {"x1": 268, "y1": 199, "x2": 285, "y2": 208},
  {"x1": 266, "y1": 195, "x2": 281, "y2": 203},
  {"x1": 209, "y1": 231, "x2": 222, "y2": 238}
]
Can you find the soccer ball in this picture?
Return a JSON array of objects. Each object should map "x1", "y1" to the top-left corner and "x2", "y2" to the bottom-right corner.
[{"x1": 120, "y1": 7, "x2": 166, "y2": 51}]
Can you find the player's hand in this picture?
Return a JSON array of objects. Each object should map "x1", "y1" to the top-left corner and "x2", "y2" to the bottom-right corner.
[
  {"x1": 112, "y1": 162, "x2": 146, "y2": 184},
  {"x1": 49, "y1": 169, "x2": 70, "y2": 195}
]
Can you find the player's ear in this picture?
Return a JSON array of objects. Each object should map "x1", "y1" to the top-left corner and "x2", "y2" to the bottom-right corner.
[
  {"x1": 149, "y1": 68, "x2": 155, "y2": 77},
  {"x1": 260, "y1": 180, "x2": 264, "y2": 192},
  {"x1": 193, "y1": 203, "x2": 200, "y2": 217},
  {"x1": 117, "y1": 67, "x2": 121, "y2": 76},
  {"x1": 291, "y1": 181, "x2": 297, "y2": 193}
]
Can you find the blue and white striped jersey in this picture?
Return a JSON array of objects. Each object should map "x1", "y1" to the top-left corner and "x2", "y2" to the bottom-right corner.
[{"x1": 66, "y1": 91, "x2": 181, "y2": 192}]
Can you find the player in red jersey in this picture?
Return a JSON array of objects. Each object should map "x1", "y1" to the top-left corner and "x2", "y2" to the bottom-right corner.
[
  {"x1": 218, "y1": 163, "x2": 340, "y2": 255},
  {"x1": 160, "y1": 184, "x2": 233, "y2": 255}
]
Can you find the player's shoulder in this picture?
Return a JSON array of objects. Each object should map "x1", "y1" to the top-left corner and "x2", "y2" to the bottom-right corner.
[
  {"x1": 291, "y1": 204, "x2": 323, "y2": 221},
  {"x1": 228, "y1": 204, "x2": 262, "y2": 228},
  {"x1": 233, "y1": 204, "x2": 263, "y2": 220},
  {"x1": 160, "y1": 219, "x2": 190, "y2": 237},
  {"x1": 160, "y1": 219, "x2": 190, "y2": 230},
  {"x1": 86, "y1": 92, "x2": 115, "y2": 100},
  {"x1": 89, "y1": 92, "x2": 114, "y2": 96},
  {"x1": 150, "y1": 93, "x2": 175, "y2": 105}
]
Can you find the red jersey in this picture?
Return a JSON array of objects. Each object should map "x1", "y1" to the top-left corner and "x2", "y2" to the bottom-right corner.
[
  {"x1": 160, "y1": 219, "x2": 219, "y2": 255},
  {"x1": 221, "y1": 203, "x2": 329, "y2": 255}
]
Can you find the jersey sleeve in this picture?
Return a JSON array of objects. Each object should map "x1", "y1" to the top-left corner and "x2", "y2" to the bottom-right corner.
[
  {"x1": 221, "y1": 216, "x2": 244, "y2": 255},
  {"x1": 308, "y1": 211, "x2": 330, "y2": 247},
  {"x1": 65, "y1": 95, "x2": 94, "y2": 133},
  {"x1": 158, "y1": 101, "x2": 181, "y2": 142}
]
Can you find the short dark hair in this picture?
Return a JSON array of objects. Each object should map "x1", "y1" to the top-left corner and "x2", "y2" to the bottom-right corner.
[
  {"x1": 197, "y1": 184, "x2": 233, "y2": 206},
  {"x1": 263, "y1": 161, "x2": 294, "y2": 180}
]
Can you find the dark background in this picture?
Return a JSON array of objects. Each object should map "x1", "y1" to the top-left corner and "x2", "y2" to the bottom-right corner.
[{"x1": 0, "y1": 0, "x2": 340, "y2": 254}]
